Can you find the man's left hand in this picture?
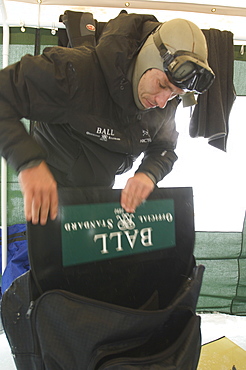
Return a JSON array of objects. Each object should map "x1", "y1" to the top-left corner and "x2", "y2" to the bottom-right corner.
[{"x1": 121, "y1": 172, "x2": 155, "y2": 213}]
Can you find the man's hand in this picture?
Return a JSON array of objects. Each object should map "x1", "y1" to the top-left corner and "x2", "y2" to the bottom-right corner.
[
  {"x1": 18, "y1": 161, "x2": 58, "y2": 225},
  {"x1": 121, "y1": 172, "x2": 155, "y2": 213}
]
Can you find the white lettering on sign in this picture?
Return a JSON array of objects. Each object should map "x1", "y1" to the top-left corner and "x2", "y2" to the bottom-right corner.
[
  {"x1": 138, "y1": 213, "x2": 173, "y2": 223},
  {"x1": 64, "y1": 218, "x2": 114, "y2": 231},
  {"x1": 110, "y1": 231, "x2": 123, "y2": 252},
  {"x1": 116, "y1": 213, "x2": 135, "y2": 230},
  {"x1": 114, "y1": 208, "x2": 124, "y2": 215},
  {"x1": 94, "y1": 227, "x2": 153, "y2": 254}
]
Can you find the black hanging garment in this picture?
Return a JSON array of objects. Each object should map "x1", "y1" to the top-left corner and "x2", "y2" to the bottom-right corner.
[{"x1": 189, "y1": 29, "x2": 236, "y2": 152}]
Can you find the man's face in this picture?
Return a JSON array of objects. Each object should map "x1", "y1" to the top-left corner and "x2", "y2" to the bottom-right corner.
[{"x1": 138, "y1": 68, "x2": 185, "y2": 110}]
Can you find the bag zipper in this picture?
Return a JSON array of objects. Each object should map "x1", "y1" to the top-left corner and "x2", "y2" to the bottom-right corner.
[
  {"x1": 26, "y1": 300, "x2": 35, "y2": 319},
  {"x1": 25, "y1": 299, "x2": 43, "y2": 356}
]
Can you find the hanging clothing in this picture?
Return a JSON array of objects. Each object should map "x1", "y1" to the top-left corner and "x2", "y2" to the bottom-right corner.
[{"x1": 189, "y1": 29, "x2": 236, "y2": 151}]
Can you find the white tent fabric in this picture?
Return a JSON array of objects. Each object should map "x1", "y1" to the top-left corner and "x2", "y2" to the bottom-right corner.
[
  {"x1": 0, "y1": 0, "x2": 246, "y2": 40},
  {"x1": 1, "y1": 0, "x2": 246, "y2": 15}
]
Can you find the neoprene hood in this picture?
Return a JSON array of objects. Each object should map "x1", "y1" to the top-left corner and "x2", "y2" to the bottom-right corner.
[{"x1": 133, "y1": 18, "x2": 213, "y2": 110}]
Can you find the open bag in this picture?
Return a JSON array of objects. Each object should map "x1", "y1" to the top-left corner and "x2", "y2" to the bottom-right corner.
[{"x1": 1, "y1": 187, "x2": 204, "y2": 369}]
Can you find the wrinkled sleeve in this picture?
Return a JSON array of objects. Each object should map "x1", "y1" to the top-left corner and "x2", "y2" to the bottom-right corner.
[
  {"x1": 0, "y1": 48, "x2": 77, "y2": 172},
  {"x1": 136, "y1": 99, "x2": 179, "y2": 183},
  {"x1": 0, "y1": 60, "x2": 46, "y2": 172}
]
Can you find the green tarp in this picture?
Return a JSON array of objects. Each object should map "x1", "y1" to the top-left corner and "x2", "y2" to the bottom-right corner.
[{"x1": 195, "y1": 215, "x2": 246, "y2": 315}]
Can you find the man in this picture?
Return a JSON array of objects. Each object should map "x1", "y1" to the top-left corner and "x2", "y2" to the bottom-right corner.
[{"x1": 0, "y1": 13, "x2": 214, "y2": 225}]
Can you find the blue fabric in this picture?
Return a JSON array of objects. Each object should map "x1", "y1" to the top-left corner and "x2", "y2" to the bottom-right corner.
[{"x1": 0, "y1": 224, "x2": 29, "y2": 297}]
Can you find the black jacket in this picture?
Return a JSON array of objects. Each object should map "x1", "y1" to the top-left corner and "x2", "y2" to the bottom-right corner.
[{"x1": 0, "y1": 12, "x2": 179, "y2": 185}]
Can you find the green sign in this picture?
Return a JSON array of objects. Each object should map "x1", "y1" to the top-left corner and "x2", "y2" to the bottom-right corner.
[{"x1": 61, "y1": 199, "x2": 175, "y2": 267}]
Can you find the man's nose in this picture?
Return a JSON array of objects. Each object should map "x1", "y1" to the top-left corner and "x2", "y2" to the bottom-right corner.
[{"x1": 155, "y1": 90, "x2": 173, "y2": 109}]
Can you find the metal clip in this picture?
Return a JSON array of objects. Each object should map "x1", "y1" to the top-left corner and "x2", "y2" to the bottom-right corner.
[{"x1": 20, "y1": 21, "x2": 25, "y2": 33}]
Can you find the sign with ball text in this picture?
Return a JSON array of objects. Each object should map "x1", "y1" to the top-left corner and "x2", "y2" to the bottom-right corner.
[{"x1": 61, "y1": 199, "x2": 176, "y2": 267}]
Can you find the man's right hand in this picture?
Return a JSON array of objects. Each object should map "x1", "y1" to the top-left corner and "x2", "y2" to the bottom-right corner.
[{"x1": 18, "y1": 161, "x2": 58, "y2": 225}]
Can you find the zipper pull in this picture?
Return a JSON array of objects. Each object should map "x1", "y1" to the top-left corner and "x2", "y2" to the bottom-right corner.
[{"x1": 26, "y1": 301, "x2": 35, "y2": 319}]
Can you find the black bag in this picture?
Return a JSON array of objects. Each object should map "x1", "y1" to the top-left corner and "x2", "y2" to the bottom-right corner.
[
  {"x1": 1, "y1": 187, "x2": 204, "y2": 369},
  {"x1": 1, "y1": 266, "x2": 204, "y2": 370}
]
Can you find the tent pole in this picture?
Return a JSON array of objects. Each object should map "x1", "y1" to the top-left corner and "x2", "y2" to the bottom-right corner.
[{"x1": 0, "y1": 0, "x2": 9, "y2": 274}]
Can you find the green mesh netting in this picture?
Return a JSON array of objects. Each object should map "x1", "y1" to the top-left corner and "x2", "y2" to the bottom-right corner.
[{"x1": 195, "y1": 215, "x2": 246, "y2": 315}]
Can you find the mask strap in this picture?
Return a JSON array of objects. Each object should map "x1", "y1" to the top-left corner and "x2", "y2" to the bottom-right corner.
[{"x1": 153, "y1": 30, "x2": 174, "y2": 67}]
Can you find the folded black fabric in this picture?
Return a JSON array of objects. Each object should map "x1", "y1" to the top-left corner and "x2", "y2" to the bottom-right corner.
[{"x1": 189, "y1": 29, "x2": 236, "y2": 151}]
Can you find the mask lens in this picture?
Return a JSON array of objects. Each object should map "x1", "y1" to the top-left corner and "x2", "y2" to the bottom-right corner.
[
  {"x1": 172, "y1": 61, "x2": 195, "y2": 80},
  {"x1": 167, "y1": 59, "x2": 214, "y2": 93},
  {"x1": 195, "y1": 69, "x2": 214, "y2": 93}
]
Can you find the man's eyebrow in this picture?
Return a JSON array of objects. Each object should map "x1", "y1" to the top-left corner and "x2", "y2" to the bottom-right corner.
[
  {"x1": 160, "y1": 80, "x2": 175, "y2": 92},
  {"x1": 159, "y1": 82, "x2": 171, "y2": 90},
  {"x1": 160, "y1": 79, "x2": 185, "y2": 95}
]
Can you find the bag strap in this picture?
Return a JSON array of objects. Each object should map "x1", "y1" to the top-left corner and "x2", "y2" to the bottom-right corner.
[{"x1": 0, "y1": 230, "x2": 26, "y2": 246}]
